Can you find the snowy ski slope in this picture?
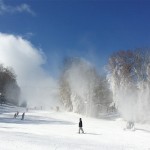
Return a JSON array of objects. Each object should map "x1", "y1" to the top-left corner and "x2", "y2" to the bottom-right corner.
[{"x1": 0, "y1": 104, "x2": 150, "y2": 150}]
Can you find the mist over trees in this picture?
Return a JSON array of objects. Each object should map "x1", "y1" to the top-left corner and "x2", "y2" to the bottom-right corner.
[
  {"x1": 107, "y1": 49, "x2": 150, "y2": 122},
  {"x1": 1, "y1": 46, "x2": 150, "y2": 122},
  {"x1": 59, "y1": 49, "x2": 150, "y2": 122},
  {"x1": 0, "y1": 64, "x2": 20, "y2": 106},
  {"x1": 59, "y1": 57, "x2": 112, "y2": 117}
]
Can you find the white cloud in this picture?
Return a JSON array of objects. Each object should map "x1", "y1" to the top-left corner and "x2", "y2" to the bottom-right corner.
[
  {"x1": 0, "y1": 33, "x2": 59, "y2": 107},
  {"x1": 0, "y1": 0, "x2": 35, "y2": 16}
]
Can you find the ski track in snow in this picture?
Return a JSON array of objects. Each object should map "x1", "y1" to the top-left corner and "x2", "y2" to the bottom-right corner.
[{"x1": 0, "y1": 105, "x2": 150, "y2": 150}]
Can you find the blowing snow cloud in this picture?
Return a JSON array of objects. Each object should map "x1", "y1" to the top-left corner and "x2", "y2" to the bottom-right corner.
[{"x1": 0, "y1": 33, "x2": 59, "y2": 107}]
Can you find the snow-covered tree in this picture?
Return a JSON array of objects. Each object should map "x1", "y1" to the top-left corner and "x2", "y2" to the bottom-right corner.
[
  {"x1": 59, "y1": 72, "x2": 72, "y2": 111},
  {"x1": 59, "y1": 57, "x2": 112, "y2": 117},
  {"x1": 107, "y1": 49, "x2": 150, "y2": 122}
]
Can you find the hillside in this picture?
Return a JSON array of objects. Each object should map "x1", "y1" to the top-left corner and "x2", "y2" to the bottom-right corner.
[{"x1": 0, "y1": 104, "x2": 150, "y2": 150}]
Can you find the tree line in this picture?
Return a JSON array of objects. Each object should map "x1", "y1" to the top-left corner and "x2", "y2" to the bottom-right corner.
[
  {"x1": 1, "y1": 48, "x2": 150, "y2": 121},
  {"x1": 0, "y1": 64, "x2": 20, "y2": 106},
  {"x1": 59, "y1": 49, "x2": 150, "y2": 121},
  {"x1": 107, "y1": 49, "x2": 150, "y2": 122},
  {"x1": 59, "y1": 57, "x2": 112, "y2": 117}
]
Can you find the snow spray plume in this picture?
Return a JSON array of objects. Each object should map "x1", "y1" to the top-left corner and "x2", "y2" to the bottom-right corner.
[
  {"x1": 60, "y1": 57, "x2": 101, "y2": 116},
  {"x1": 0, "y1": 33, "x2": 59, "y2": 108},
  {"x1": 107, "y1": 50, "x2": 150, "y2": 123}
]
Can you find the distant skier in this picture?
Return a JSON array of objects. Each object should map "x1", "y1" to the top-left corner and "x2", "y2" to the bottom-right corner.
[
  {"x1": 14, "y1": 113, "x2": 17, "y2": 118},
  {"x1": 21, "y1": 112, "x2": 25, "y2": 120},
  {"x1": 125, "y1": 121, "x2": 135, "y2": 131},
  {"x1": 16, "y1": 111, "x2": 19, "y2": 116},
  {"x1": 79, "y1": 118, "x2": 84, "y2": 134}
]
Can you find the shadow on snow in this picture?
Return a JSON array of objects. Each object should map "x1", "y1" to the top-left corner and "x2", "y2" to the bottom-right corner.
[
  {"x1": 85, "y1": 132, "x2": 101, "y2": 135},
  {"x1": 135, "y1": 128, "x2": 150, "y2": 133}
]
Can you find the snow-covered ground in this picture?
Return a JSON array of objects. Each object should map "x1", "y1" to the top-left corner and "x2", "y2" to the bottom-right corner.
[{"x1": 0, "y1": 104, "x2": 150, "y2": 150}]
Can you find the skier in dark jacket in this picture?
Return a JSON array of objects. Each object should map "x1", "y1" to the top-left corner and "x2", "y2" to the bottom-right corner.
[
  {"x1": 21, "y1": 112, "x2": 25, "y2": 120},
  {"x1": 79, "y1": 118, "x2": 84, "y2": 134},
  {"x1": 14, "y1": 113, "x2": 17, "y2": 118}
]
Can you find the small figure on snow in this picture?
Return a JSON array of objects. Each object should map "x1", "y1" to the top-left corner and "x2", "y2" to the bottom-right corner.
[
  {"x1": 16, "y1": 111, "x2": 19, "y2": 116},
  {"x1": 14, "y1": 113, "x2": 17, "y2": 118},
  {"x1": 79, "y1": 118, "x2": 84, "y2": 134},
  {"x1": 125, "y1": 121, "x2": 135, "y2": 131},
  {"x1": 21, "y1": 112, "x2": 25, "y2": 120}
]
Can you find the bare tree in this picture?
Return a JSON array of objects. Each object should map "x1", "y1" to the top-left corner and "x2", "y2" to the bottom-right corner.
[
  {"x1": 107, "y1": 49, "x2": 150, "y2": 122},
  {"x1": 59, "y1": 73, "x2": 73, "y2": 111},
  {"x1": 59, "y1": 57, "x2": 112, "y2": 117}
]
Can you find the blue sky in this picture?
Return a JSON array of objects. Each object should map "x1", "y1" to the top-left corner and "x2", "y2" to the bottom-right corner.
[{"x1": 0, "y1": 0, "x2": 150, "y2": 76}]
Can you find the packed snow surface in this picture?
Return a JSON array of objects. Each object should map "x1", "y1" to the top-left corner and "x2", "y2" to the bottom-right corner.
[{"x1": 0, "y1": 104, "x2": 150, "y2": 150}]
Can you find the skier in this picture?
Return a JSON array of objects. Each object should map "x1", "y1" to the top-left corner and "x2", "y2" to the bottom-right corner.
[
  {"x1": 126, "y1": 121, "x2": 135, "y2": 130},
  {"x1": 21, "y1": 112, "x2": 25, "y2": 120},
  {"x1": 129, "y1": 121, "x2": 135, "y2": 129},
  {"x1": 16, "y1": 111, "x2": 19, "y2": 116},
  {"x1": 14, "y1": 113, "x2": 17, "y2": 118},
  {"x1": 79, "y1": 118, "x2": 84, "y2": 134}
]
